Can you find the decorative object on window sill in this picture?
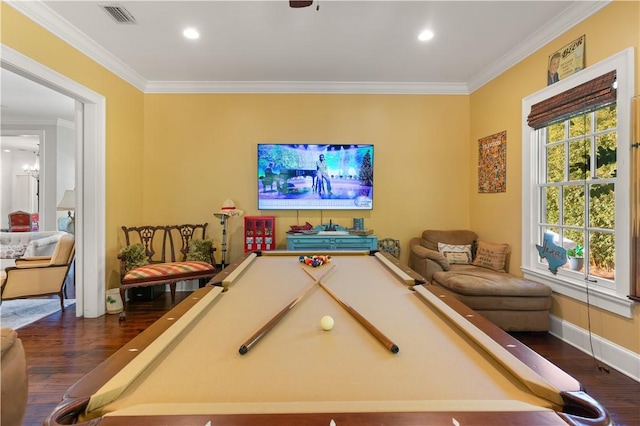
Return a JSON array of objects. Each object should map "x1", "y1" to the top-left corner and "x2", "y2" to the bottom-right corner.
[
  {"x1": 535, "y1": 232, "x2": 567, "y2": 275},
  {"x1": 214, "y1": 199, "x2": 243, "y2": 269},
  {"x1": 566, "y1": 245, "x2": 584, "y2": 271},
  {"x1": 57, "y1": 189, "x2": 75, "y2": 234}
]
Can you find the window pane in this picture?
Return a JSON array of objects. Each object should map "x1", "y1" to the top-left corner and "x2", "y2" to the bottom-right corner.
[
  {"x1": 589, "y1": 183, "x2": 615, "y2": 229},
  {"x1": 547, "y1": 122, "x2": 565, "y2": 143},
  {"x1": 569, "y1": 114, "x2": 591, "y2": 137},
  {"x1": 563, "y1": 185, "x2": 585, "y2": 226},
  {"x1": 590, "y1": 231, "x2": 615, "y2": 280},
  {"x1": 595, "y1": 105, "x2": 616, "y2": 131},
  {"x1": 595, "y1": 133, "x2": 617, "y2": 179},
  {"x1": 564, "y1": 229, "x2": 584, "y2": 251},
  {"x1": 543, "y1": 186, "x2": 559, "y2": 224},
  {"x1": 546, "y1": 144, "x2": 564, "y2": 182},
  {"x1": 569, "y1": 139, "x2": 589, "y2": 181}
]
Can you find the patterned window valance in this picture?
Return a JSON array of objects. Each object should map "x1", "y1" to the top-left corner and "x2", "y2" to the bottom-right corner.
[{"x1": 527, "y1": 70, "x2": 617, "y2": 129}]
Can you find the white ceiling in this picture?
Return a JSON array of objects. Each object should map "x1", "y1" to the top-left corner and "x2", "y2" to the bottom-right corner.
[{"x1": 0, "y1": 0, "x2": 608, "y2": 144}]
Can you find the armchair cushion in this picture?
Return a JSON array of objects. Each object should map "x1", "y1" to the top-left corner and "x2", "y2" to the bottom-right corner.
[
  {"x1": 0, "y1": 244, "x2": 28, "y2": 259},
  {"x1": 472, "y1": 240, "x2": 510, "y2": 272},
  {"x1": 119, "y1": 243, "x2": 149, "y2": 273},
  {"x1": 433, "y1": 265, "x2": 550, "y2": 297},
  {"x1": 50, "y1": 234, "x2": 75, "y2": 265},
  {"x1": 0, "y1": 231, "x2": 67, "y2": 258},
  {"x1": 186, "y1": 238, "x2": 214, "y2": 264},
  {"x1": 29, "y1": 235, "x2": 61, "y2": 249},
  {"x1": 411, "y1": 244, "x2": 450, "y2": 271},
  {"x1": 437, "y1": 243, "x2": 472, "y2": 264},
  {"x1": 123, "y1": 261, "x2": 215, "y2": 284},
  {"x1": 421, "y1": 229, "x2": 478, "y2": 251}
]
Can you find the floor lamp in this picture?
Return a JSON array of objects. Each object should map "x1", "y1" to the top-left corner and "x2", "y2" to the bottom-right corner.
[{"x1": 213, "y1": 199, "x2": 243, "y2": 269}]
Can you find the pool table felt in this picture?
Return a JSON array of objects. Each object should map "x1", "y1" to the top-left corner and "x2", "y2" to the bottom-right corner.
[{"x1": 82, "y1": 252, "x2": 570, "y2": 421}]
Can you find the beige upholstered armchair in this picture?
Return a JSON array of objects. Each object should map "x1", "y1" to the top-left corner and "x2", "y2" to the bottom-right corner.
[
  {"x1": 409, "y1": 230, "x2": 487, "y2": 282},
  {"x1": 1, "y1": 234, "x2": 75, "y2": 311},
  {"x1": 409, "y1": 230, "x2": 551, "y2": 332},
  {"x1": 1, "y1": 328, "x2": 27, "y2": 426}
]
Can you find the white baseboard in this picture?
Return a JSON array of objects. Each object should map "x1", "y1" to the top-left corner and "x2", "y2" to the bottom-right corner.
[{"x1": 550, "y1": 314, "x2": 640, "y2": 382}]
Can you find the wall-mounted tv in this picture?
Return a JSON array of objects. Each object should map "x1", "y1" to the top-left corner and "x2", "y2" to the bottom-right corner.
[{"x1": 257, "y1": 144, "x2": 374, "y2": 210}]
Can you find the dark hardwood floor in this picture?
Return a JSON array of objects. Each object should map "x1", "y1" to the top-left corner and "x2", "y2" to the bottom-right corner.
[{"x1": 15, "y1": 292, "x2": 640, "y2": 426}]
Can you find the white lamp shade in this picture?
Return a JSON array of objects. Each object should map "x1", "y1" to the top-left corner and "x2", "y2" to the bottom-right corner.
[{"x1": 57, "y1": 190, "x2": 76, "y2": 211}]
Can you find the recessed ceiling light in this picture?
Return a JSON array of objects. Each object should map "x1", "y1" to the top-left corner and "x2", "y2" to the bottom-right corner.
[
  {"x1": 418, "y1": 30, "x2": 434, "y2": 42},
  {"x1": 183, "y1": 28, "x2": 200, "y2": 40}
]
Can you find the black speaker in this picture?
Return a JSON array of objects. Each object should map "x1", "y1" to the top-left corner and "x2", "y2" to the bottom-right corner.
[{"x1": 130, "y1": 284, "x2": 165, "y2": 301}]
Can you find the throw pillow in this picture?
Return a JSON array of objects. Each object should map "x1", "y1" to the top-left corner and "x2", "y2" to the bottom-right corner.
[
  {"x1": 472, "y1": 240, "x2": 510, "y2": 272},
  {"x1": 187, "y1": 239, "x2": 214, "y2": 264},
  {"x1": 0, "y1": 244, "x2": 28, "y2": 259},
  {"x1": 119, "y1": 243, "x2": 149, "y2": 272},
  {"x1": 437, "y1": 243, "x2": 472, "y2": 264}
]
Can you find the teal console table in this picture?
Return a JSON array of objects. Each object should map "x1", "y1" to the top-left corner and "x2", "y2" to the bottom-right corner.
[{"x1": 286, "y1": 224, "x2": 377, "y2": 251}]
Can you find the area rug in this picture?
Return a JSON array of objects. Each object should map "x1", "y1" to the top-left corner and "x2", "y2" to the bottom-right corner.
[{"x1": 0, "y1": 299, "x2": 75, "y2": 330}]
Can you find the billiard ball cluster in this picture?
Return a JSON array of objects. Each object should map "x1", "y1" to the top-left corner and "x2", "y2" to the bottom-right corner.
[{"x1": 299, "y1": 254, "x2": 331, "y2": 267}]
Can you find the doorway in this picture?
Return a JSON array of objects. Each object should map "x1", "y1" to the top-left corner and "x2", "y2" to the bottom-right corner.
[{"x1": 1, "y1": 45, "x2": 106, "y2": 318}]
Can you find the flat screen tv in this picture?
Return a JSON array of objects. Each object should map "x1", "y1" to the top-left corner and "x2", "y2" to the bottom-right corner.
[{"x1": 257, "y1": 144, "x2": 374, "y2": 210}]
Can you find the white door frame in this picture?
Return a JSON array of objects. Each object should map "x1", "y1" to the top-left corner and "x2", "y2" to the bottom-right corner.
[{"x1": 2, "y1": 44, "x2": 106, "y2": 318}]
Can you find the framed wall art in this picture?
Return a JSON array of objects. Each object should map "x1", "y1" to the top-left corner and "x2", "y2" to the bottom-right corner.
[
  {"x1": 547, "y1": 35, "x2": 585, "y2": 85},
  {"x1": 478, "y1": 130, "x2": 507, "y2": 193}
]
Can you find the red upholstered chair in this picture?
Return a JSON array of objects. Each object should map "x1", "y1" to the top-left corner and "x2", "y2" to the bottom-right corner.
[{"x1": 8, "y1": 211, "x2": 32, "y2": 232}]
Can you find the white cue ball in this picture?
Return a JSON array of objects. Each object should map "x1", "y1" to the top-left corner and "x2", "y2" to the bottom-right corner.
[{"x1": 320, "y1": 315, "x2": 334, "y2": 331}]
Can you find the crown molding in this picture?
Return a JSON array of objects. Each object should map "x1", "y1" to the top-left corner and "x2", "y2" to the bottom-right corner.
[
  {"x1": 6, "y1": 0, "x2": 610, "y2": 95},
  {"x1": 467, "y1": 0, "x2": 611, "y2": 93},
  {"x1": 144, "y1": 80, "x2": 470, "y2": 95},
  {"x1": 5, "y1": 0, "x2": 147, "y2": 92}
]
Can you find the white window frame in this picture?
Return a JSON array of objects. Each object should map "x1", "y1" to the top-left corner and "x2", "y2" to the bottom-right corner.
[{"x1": 521, "y1": 48, "x2": 634, "y2": 318}]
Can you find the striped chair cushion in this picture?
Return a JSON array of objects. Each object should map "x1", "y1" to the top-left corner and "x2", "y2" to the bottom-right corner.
[{"x1": 123, "y1": 261, "x2": 215, "y2": 284}]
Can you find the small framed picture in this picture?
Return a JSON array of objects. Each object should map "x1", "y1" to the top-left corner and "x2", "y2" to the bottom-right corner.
[{"x1": 547, "y1": 35, "x2": 585, "y2": 85}]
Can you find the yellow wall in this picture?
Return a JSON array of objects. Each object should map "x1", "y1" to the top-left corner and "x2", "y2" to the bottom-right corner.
[
  {"x1": 142, "y1": 93, "x2": 470, "y2": 262},
  {"x1": 2, "y1": 1, "x2": 638, "y2": 354},
  {"x1": 470, "y1": 0, "x2": 640, "y2": 354}
]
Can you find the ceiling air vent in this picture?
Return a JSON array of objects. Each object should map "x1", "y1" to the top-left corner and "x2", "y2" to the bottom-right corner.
[{"x1": 99, "y1": 4, "x2": 137, "y2": 24}]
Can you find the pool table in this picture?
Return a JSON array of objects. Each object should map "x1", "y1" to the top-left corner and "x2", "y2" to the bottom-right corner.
[{"x1": 47, "y1": 250, "x2": 610, "y2": 425}]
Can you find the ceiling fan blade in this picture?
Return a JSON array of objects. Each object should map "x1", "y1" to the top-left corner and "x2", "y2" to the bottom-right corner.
[{"x1": 290, "y1": 1, "x2": 313, "y2": 8}]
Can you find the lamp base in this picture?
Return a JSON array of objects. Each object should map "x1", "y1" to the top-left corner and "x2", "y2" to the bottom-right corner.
[{"x1": 66, "y1": 219, "x2": 75, "y2": 235}]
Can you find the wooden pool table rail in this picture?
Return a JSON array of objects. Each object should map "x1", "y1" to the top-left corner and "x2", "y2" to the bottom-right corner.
[
  {"x1": 45, "y1": 252, "x2": 611, "y2": 426},
  {"x1": 419, "y1": 284, "x2": 611, "y2": 426}
]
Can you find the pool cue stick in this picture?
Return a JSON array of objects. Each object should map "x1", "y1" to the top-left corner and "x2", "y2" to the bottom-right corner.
[
  {"x1": 302, "y1": 269, "x2": 399, "y2": 354},
  {"x1": 239, "y1": 265, "x2": 336, "y2": 355}
]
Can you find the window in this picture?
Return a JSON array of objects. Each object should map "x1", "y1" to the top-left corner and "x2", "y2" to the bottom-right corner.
[
  {"x1": 522, "y1": 49, "x2": 634, "y2": 318},
  {"x1": 542, "y1": 105, "x2": 617, "y2": 285}
]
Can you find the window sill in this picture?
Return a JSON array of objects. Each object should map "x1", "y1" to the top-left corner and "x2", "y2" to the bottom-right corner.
[{"x1": 522, "y1": 267, "x2": 635, "y2": 318}]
